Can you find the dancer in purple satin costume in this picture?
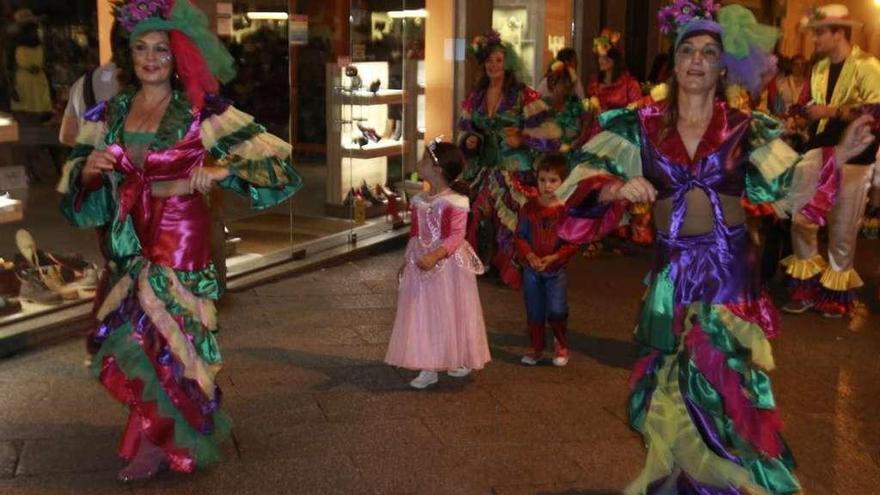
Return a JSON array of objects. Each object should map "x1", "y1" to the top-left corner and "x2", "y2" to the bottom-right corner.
[{"x1": 555, "y1": 3, "x2": 877, "y2": 493}]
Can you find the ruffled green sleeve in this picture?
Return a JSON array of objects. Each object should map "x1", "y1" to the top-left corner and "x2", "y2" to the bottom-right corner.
[
  {"x1": 57, "y1": 106, "x2": 118, "y2": 229},
  {"x1": 745, "y1": 111, "x2": 798, "y2": 204},
  {"x1": 556, "y1": 108, "x2": 642, "y2": 202},
  {"x1": 201, "y1": 103, "x2": 303, "y2": 210}
]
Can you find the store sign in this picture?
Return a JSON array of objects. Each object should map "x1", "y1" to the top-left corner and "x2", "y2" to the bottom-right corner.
[
  {"x1": 216, "y1": 3, "x2": 233, "y2": 36},
  {"x1": 289, "y1": 15, "x2": 308, "y2": 45}
]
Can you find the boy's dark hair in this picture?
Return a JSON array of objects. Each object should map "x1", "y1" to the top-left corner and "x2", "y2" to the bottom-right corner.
[
  {"x1": 536, "y1": 152, "x2": 569, "y2": 181},
  {"x1": 556, "y1": 47, "x2": 578, "y2": 65}
]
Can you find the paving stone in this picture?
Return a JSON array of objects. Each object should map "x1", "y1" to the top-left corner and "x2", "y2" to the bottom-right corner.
[
  {"x1": 0, "y1": 441, "x2": 17, "y2": 479},
  {"x1": 15, "y1": 435, "x2": 121, "y2": 476},
  {"x1": 0, "y1": 471, "x2": 132, "y2": 494}
]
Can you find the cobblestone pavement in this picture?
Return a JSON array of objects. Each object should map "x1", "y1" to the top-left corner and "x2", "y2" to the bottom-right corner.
[{"x1": 1, "y1": 240, "x2": 878, "y2": 494}]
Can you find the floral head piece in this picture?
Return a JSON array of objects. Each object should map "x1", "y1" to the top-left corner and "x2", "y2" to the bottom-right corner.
[
  {"x1": 592, "y1": 28, "x2": 622, "y2": 57},
  {"x1": 469, "y1": 29, "x2": 504, "y2": 64},
  {"x1": 658, "y1": 1, "x2": 779, "y2": 97},
  {"x1": 658, "y1": 0, "x2": 720, "y2": 38},
  {"x1": 114, "y1": 0, "x2": 172, "y2": 32},
  {"x1": 112, "y1": 0, "x2": 235, "y2": 106},
  {"x1": 547, "y1": 60, "x2": 576, "y2": 84},
  {"x1": 467, "y1": 29, "x2": 531, "y2": 82}
]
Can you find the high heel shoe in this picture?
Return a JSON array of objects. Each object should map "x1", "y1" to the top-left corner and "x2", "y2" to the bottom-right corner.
[
  {"x1": 361, "y1": 181, "x2": 386, "y2": 205},
  {"x1": 369, "y1": 79, "x2": 381, "y2": 95},
  {"x1": 357, "y1": 123, "x2": 381, "y2": 143}
]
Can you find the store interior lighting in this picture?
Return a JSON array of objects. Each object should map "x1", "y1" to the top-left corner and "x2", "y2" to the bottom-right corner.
[
  {"x1": 246, "y1": 12, "x2": 289, "y2": 20},
  {"x1": 388, "y1": 9, "x2": 427, "y2": 18}
]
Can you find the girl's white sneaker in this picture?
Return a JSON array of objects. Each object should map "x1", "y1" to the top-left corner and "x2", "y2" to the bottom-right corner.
[
  {"x1": 447, "y1": 367, "x2": 471, "y2": 378},
  {"x1": 409, "y1": 370, "x2": 439, "y2": 389}
]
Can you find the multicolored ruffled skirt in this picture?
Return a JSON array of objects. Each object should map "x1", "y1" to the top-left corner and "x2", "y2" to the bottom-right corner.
[
  {"x1": 88, "y1": 259, "x2": 230, "y2": 473},
  {"x1": 466, "y1": 167, "x2": 536, "y2": 289},
  {"x1": 626, "y1": 226, "x2": 800, "y2": 495}
]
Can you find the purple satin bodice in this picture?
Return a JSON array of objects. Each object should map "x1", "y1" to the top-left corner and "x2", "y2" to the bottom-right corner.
[
  {"x1": 638, "y1": 102, "x2": 760, "y2": 304},
  {"x1": 639, "y1": 104, "x2": 753, "y2": 261}
]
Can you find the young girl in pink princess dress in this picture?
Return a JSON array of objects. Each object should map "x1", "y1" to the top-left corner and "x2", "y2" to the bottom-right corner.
[{"x1": 385, "y1": 139, "x2": 491, "y2": 389}]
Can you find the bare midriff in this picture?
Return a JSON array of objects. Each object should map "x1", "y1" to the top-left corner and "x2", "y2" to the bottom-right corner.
[
  {"x1": 653, "y1": 190, "x2": 745, "y2": 236},
  {"x1": 151, "y1": 179, "x2": 194, "y2": 197}
]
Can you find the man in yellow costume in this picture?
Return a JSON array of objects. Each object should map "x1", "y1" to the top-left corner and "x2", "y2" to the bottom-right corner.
[{"x1": 782, "y1": 4, "x2": 880, "y2": 317}]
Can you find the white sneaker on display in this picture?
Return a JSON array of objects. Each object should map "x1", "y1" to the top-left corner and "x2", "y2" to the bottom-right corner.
[
  {"x1": 447, "y1": 367, "x2": 471, "y2": 378},
  {"x1": 409, "y1": 370, "x2": 438, "y2": 389}
]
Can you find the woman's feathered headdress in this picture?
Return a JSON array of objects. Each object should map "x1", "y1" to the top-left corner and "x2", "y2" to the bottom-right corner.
[
  {"x1": 658, "y1": 1, "x2": 778, "y2": 96},
  {"x1": 113, "y1": 0, "x2": 236, "y2": 106}
]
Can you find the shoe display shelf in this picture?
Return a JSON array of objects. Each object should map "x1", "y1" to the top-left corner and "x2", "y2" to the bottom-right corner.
[
  {"x1": 0, "y1": 112, "x2": 19, "y2": 143},
  {"x1": 325, "y1": 61, "x2": 421, "y2": 219}
]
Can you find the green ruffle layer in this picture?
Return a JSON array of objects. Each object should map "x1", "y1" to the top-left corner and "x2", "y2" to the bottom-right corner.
[
  {"x1": 628, "y1": 269, "x2": 800, "y2": 493},
  {"x1": 92, "y1": 320, "x2": 231, "y2": 468}
]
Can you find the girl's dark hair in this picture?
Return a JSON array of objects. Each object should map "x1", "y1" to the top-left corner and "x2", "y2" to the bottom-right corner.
[
  {"x1": 556, "y1": 48, "x2": 578, "y2": 65},
  {"x1": 430, "y1": 141, "x2": 470, "y2": 196},
  {"x1": 662, "y1": 31, "x2": 726, "y2": 139},
  {"x1": 115, "y1": 30, "x2": 183, "y2": 92},
  {"x1": 536, "y1": 152, "x2": 570, "y2": 181},
  {"x1": 598, "y1": 46, "x2": 626, "y2": 83},
  {"x1": 546, "y1": 71, "x2": 574, "y2": 92}
]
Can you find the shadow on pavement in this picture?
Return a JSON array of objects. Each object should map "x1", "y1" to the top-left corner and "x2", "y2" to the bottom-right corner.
[{"x1": 487, "y1": 330, "x2": 639, "y2": 370}]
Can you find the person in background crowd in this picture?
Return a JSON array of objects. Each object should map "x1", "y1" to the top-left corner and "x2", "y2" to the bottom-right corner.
[
  {"x1": 588, "y1": 28, "x2": 652, "y2": 246},
  {"x1": 587, "y1": 28, "x2": 642, "y2": 117},
  {"x1": 8, "y1": 9, "x2": 52, "y2": 118},
  {"x1": 58, "y1": 22, "x2": 126, "y2": 147},
  {"x1": 541, "y1": 60, "x2": 592, "y2": 169},
  {"x1": 781, "y1": 4, "x2": 880, "y2": 318},
  {"x1": 536, "y1": 47, "x2": 585, "y2": 99},
  {"x1": 778, "y1": 55, "x2": 808, "y2": 115},
  {"x1": 458, "y1": 29, "x2": 556, "y2": 289}
]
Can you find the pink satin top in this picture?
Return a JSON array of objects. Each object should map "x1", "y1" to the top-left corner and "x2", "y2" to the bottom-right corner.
[{"x1": 106, "y1": 118, "x2": 212, "y2": 271}]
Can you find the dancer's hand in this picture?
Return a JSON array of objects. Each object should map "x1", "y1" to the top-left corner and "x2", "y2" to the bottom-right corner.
[
  {"x1": 836, "y1": 114, "x2": 876, "y2": 164},
  {"x1": 191, "y1": 166, "x2": 230, "y2": 194},
  {"x1": 82, "y1": 150, "x2": 116, "y2": 185},
  {"x1": 613, "y1": 177, "x2": 657, "y2": 204},
  {"x1": 805, "y1": 104, "x2": 837, "y2": 121}
]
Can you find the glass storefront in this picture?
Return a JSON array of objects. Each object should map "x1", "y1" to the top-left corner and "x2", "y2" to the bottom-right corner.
[
  {"x1": 0, "y1": 0, "x2": 590, "y2": 332},
  {"x1": 0, "y1": 0, "x2": 431, "y2": 329}
]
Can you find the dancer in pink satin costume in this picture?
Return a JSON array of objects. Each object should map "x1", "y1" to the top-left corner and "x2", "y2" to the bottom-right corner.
[
  {"x1": 385, "y1": 139, "x2": 490, "y2": 389},
  {"x1": 58, "y1": 0, "x2": 301, "y2": 483}
]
